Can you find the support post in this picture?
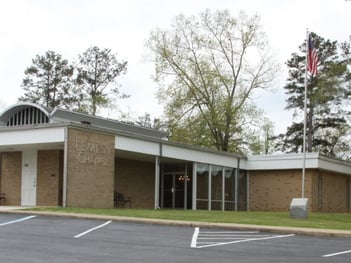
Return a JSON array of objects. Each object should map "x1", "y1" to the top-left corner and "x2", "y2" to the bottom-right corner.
[
  {"x1": 154, "y1": 156, "x2": 160, "y2": 209},
  {"x1": 222, "y1": 167, "x2": 225, "y2": 211},
  {"x1": 192, "y1": 162, "x2": 197, "y2": 210},
  {"x1": 62, "y1": 126, "x2": 68, "y2": 208},
  {"x1": 208, "y1": 165, "x2": 212, "y2": 211}
]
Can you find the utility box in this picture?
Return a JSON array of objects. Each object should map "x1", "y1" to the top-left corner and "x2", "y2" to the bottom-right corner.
[{"x1": 290, "y1": 198, "x2": 308, "y2": 219}]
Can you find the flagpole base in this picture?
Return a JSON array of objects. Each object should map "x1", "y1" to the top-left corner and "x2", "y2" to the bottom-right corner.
[{"x1": 290, "y1": 198, "x2": 308, "y2": 219}]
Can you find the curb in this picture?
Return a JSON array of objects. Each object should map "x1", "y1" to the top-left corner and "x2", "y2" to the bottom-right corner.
[{"x1": 2, "y1": 209, "x2": 351, "y2": 238}]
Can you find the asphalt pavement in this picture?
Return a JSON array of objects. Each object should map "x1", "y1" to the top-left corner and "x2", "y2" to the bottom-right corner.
[
  {"x1": 0, "y1": 212, "x2": 350, "y2": 263},
  {"x1": 0, "y1": 206, "x2": 350, "y2": 238}
]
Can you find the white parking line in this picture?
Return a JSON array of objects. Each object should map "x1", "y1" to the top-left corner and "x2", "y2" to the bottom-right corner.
[
  {"x1": 191, "y1": 227, "x2": 294, "y2": 249},
  {"x1": 74, "y1": 220, "x2": 112, "y2": 239},
  {"x1": 198, "y1": 234, "x2": 295, "y2": 249},
  {"x1": 0, "y1": 215, "x2": 37, "y2": 226},
  {"x1": 190, "y1": 227, "x2": 199, "y2": 248},
  {"x1": 323, "y1": 249, "x2": 351, "y2": 258},
  {"x1": 200, "y1": 231, "x2": 259, "y2": 234}
]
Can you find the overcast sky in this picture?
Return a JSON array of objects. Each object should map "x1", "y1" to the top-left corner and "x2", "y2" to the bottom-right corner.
[{"x1": 0, "y1": 0, "x2": 350, "y2": 133}]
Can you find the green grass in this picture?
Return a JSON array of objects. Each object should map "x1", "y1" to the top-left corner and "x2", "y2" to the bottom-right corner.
[{"x1": 25, "y1": 207, "x2": 351, "y2": 231}]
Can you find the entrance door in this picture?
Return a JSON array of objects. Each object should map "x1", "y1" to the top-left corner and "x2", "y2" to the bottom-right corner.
[
  {"x1": 21, "y1": 150, "x2": 37, "y2": 206},
  {"x1": 161, "y1": 172, "x2": 191, "y2": 209}
]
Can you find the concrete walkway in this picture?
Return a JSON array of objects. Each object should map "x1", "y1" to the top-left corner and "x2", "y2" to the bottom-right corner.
[
  {"x1": 0, "y1": 206, "x2": 27, "y2": 211},
  {"x1": 1, "y1": 206, "x2": 351, "y2": 238}
]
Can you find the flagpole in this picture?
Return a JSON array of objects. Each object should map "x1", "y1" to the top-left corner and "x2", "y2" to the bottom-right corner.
[{"x1": 302, "y1": 29, "x2": 309, "y2": 198}]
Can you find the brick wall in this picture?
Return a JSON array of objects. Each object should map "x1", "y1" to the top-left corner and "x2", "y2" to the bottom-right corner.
[
  {"x1": 317, "y1": 171, "x2": 349, "y2": 212},
  {"x1": 66, "y1": 128, "x2": 115, "y2": 208},
  {"x1": 249, "y1": 169, "x2": 313, "y2": 211},
  {"x1": 115, "y1": 158, "x2": 155, "y2": 208},
  {"x1": 0, "y1": 152, "x2": 22, "y2": 205},
  {"x1": 37, "y1": 150, "x2": 63, "y2": 206},
  {"x1": 249, "y1": 169, "x2": 350, "y2": 212}
]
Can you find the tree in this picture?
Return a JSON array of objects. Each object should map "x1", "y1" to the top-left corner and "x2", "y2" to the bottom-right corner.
[
  {"x1": 135, "y1": 113, "x2": 164, "y2": 130},
  {"x1": 340, "y1": 39, "x2": 351, "y2": 119},
  {"x1": 247, "y1": 117, "x2": 275, "y2": 155},
  {"x1": 146, "y1": 9, "x2": 277, "y2": 152},
  {"x1": 278, "y1": 33, "x2": 351, "y2": 159},
  {"x1": 20, "y1": 51, "x2": 79, "y2": 109},
  {"x1": 75, "y1": 46, "x2": 128, "y2": 116}
]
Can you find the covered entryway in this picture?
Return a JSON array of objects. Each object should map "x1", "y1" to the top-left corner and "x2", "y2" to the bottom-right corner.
[
  {"x1": 159, "y1": 163, "x2": 192, "y2": 210},
  {"x1": 160, "y1": 172, "x2": 192, "y2": 209}
]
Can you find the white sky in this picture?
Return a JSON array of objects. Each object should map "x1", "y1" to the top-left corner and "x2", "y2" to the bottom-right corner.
[{"x1": 0, "y1": 0, "x2": 350, "y2": 134}]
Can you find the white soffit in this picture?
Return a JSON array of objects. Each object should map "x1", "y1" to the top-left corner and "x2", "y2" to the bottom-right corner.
[
  {"x1": 246, "y1": 153, "x2": 319, "y2": 170},
  {"x1": 318, "y1": 156, "x2": 351, "y2": 175},
  {"x1": 162, "y1": 144, "x2": 239, "y2": 168},
  {"x1": 115, "y1": 135, "x2": 239, "y2": 168},
  {"x1": 0, "y1": 127, "x2": 65, "y2": 146},
  {"x1": 115, "y1": 136, "x2": 159, "y2": 156}
]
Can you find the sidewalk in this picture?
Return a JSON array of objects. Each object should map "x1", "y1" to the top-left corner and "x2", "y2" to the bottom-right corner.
[
  {"x1": 0, "y1": 206, "x2": 26, "y2": 211},
  {"x1": 1, "y1": 206, "x2": 351, "y2": 238}
]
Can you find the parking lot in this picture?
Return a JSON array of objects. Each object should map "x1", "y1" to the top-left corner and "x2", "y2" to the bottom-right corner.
[{"x1": 0, "y1": 213, "x2": 350, "y2": 262}]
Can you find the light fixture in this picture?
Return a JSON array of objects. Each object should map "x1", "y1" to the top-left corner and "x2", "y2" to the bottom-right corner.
[{"x1": 178, "y1": 175, "x2": 190, "y2": 182}]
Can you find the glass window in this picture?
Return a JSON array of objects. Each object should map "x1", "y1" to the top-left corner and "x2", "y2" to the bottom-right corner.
[
  {"x1": 225, "y1": 168, "x2": 235, "y2": 211},
  {"x1": 211, "y1": 165, "x2": 223, "y2": 210},
  {"x1": 195, "y1": 162, "x2": 247, "y2": 211},
  {"x1": 237, "y1": 170, "x2": 247, "y2": 211},
  {"x1": 196, "y1": 163, "x2": 209, "y2": 210}
]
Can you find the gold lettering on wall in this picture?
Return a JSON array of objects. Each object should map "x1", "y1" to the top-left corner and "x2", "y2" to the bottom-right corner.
[{"x1": 75, "y1": 136, "x2": 114, "y2": 166}]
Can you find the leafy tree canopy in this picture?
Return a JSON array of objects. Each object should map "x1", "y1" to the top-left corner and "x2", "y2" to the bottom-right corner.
[{"x1": 146, "y1": 9, "x2": 278, "y2": 152}]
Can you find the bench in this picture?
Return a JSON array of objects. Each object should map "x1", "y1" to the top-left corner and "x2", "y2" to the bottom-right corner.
[{"x1": 114, "y1": 192, "x2": 132, "y2": 208}]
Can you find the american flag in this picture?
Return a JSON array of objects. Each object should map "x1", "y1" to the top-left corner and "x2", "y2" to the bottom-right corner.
[{"x1": 307, "y1": 35, "x2": 318, "y2": 76}]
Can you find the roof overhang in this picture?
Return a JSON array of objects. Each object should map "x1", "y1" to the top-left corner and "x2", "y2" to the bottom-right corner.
[
  {"x1": 246, "y1": 153, "x2": 351, "y2": 176},
  {"x1": 0, "y1": 125, "x2": 65, "y2": 151},
  {"x1": 0, "y1": 121, "x2": 350, "y2": 175}
]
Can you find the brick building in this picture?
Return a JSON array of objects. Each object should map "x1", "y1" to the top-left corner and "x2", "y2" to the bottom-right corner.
[{"x1": 0, "y1": 103, "x2": 350, "y2": 212}]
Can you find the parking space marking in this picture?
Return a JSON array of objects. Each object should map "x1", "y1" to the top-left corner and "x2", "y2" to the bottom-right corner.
[
  {"x1": 191, "y1": 227, "x2": 294, "y2": 249},
  {"x1": 191, "y1": 227, "x2": 199, "y2": 248},
  {"x1": 323, "y1": 249, "x2": 351, "y2": 258},
  {"x1": 74, "y1": 220, "x2": 112, "y2": 238},
  {"x1": 0, "y1": 215, "x2": 37, "y2": 227}
]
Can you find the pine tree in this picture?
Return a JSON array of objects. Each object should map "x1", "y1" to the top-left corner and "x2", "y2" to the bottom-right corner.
[
  {"x1": 75, "y1": 46, "x2": 128, "y2": 116},
  {"x1": 20, "y1": 51, "x2": 79, "y2": 109},
  {"x1": 277, "y1": 33, "x2": 351, "y2": 159}
]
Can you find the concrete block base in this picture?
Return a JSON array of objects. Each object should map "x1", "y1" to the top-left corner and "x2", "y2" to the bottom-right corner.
[{"x1": 290, "y1": 198, "x2": 308, "y2": 219}]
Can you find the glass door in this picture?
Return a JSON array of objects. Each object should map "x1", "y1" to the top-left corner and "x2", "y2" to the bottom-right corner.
[{"x1": 161, "y1": 172, "x2": 190, "y2": 209}]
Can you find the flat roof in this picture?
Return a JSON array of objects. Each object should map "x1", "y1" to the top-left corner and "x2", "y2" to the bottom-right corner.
[
  {"x1": 246, "y1": 153, "x2": 351, "y2": 175},
  {"x1": 0, "y1": 102, "x2": 168, "y2": 140},
  {"x1": 1, "y1": 103, "x2": 351, "y2": 175}
]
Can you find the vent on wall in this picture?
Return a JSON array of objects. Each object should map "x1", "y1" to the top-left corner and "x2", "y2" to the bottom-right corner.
[{"x1": 6, "y1": 107, "x2": 49, "y2": 126}]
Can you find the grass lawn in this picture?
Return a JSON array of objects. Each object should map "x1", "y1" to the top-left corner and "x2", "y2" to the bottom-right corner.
[{"x1": 26, "y1": 207, "x2": 351, "y2": 231}]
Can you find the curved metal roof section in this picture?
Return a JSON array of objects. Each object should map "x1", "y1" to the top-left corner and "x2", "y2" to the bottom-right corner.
[
  {"x1": 0, "y1": 102, "x2": 167, "y2": 139},
  {"x1": 0, "y1": 102, "x2": 52, "y2": 126}
]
